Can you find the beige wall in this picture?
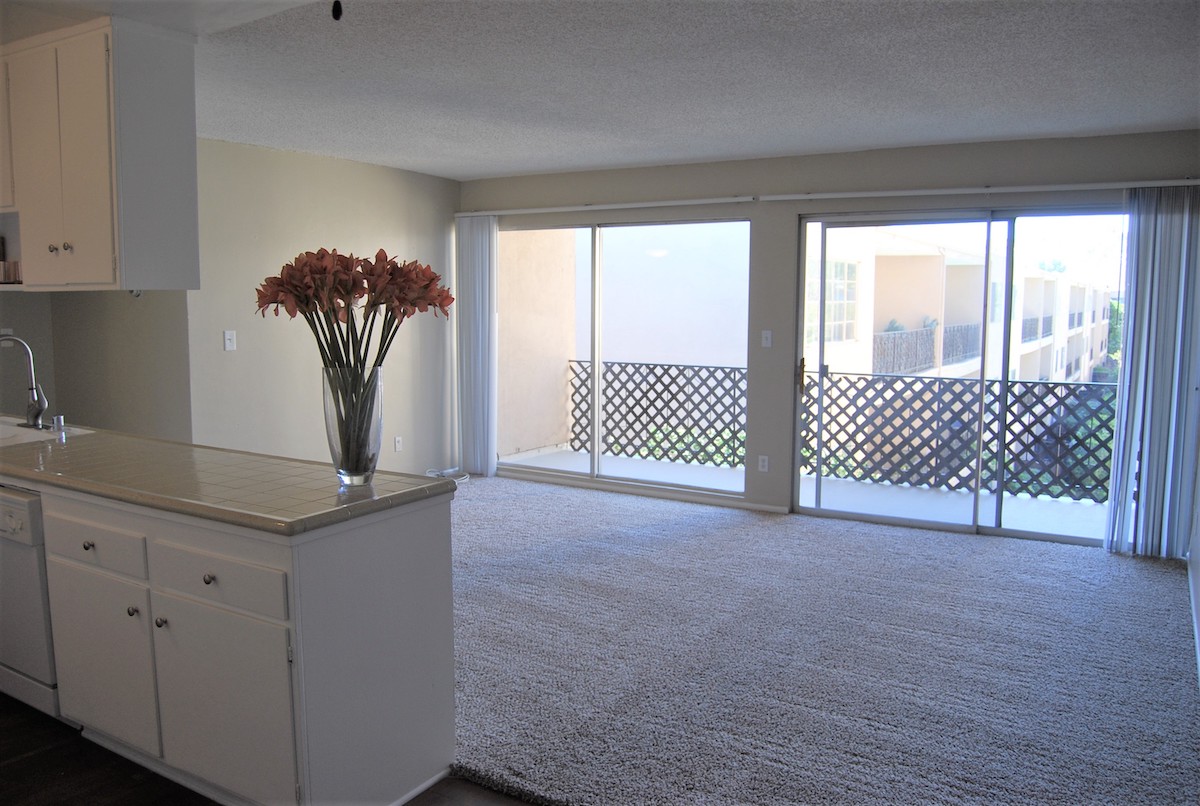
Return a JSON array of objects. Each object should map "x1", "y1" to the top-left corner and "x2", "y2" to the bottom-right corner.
[
  {"x1": 189, "y1": 140, "x2": 460, "y2": 473},
  {"x1": 874, "y1": 255, "x2": 943, "y2": 332},
  {"x1": 0, "y1": 292, "x2": 56, "y2": 421},
  {"x1": 0, "y1": 244, "x2": 188, "y2": 440},
  {"x1": 944, "y1": 265, "x2": 984, "y2": 326},
  {"x1": 461, "y1": 130, "x2": 1200, "y2": 511},
  {"x1": 496, "y1": 229, "x2": 576, "y2": 458},
  {"x1": 50, "y1": 290, "x2": 192, "y2": 439}
]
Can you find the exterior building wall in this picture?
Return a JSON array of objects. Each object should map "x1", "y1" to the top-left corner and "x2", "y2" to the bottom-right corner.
[{"x1": 497, "y1": 229, "x2": 577, "y2": 457}]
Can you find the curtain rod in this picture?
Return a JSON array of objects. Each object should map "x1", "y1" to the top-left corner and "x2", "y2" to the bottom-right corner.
[
  {"x1": 454, "y1": 196, "x2": 754, "y2": 217},
  {"x1": 758, "y1": 178, "x2": 1200, "y2": 202},
  {"x1": 455, "y1": 177, "x2": 1199, "y2": 217}
]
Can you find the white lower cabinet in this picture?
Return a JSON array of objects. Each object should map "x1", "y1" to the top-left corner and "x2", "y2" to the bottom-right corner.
[
  {"x1": 39, "y1": 486, "x2": 455, "y2": 806},
  {"x1": 45, "y1": 559, "x2": 160, "y2": 756},
  {"x1": 152, "y1": 591, "x2": 296, "y2": 806},
  {"x1": 44, "y1": 497, "x2": 298, "y2": 804}
]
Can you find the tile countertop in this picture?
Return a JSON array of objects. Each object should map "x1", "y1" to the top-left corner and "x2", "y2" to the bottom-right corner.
[{"x1": 0, "y1": 426, "x2": 456, "y2": 536}]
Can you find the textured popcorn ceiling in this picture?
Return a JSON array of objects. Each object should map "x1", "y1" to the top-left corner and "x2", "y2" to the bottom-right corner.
[{"x1": 12, "y1": 1, "x2": 1200, "y2": 181}]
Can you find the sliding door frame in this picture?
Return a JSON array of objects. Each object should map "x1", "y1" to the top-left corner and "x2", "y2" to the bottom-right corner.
[
  {"x1": 496, "y1": 216, "x2": 753, "y2": 499},
  {"x1": 794, "y1": 204, "x2": 1125, "y2": 545}
]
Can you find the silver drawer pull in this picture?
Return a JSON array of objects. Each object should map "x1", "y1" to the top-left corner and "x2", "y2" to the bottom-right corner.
[
  {"x1": 127, "y1": 606, "x2": 139, "y2": 617},
  {"x1": 47, "y1": 244, "x2": 58, "y2": 254},
  {"x1": 202, "y1": 573, "x2": 216, "y2": 585},
  {"x1": 62, "y1": 242, "x2": 73, "y2": 253},
  {"x1": 154, "y1": 617, "x2": 168, "y2": 628},
  {"x1": 82, "y1": 540, "x2": 95, "y2": 551}
]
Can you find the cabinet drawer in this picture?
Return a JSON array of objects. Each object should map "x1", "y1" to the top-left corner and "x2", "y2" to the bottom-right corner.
[
  {"x1": 151, "y1": 542, "x2": 287, "y2": 620},
  {"x1": 44, "y1": 513, "x2": 147, "y2": 579}
]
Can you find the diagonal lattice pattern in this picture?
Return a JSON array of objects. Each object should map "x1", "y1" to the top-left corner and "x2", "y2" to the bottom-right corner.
[
  {"x1": 798, "y1": 372, "x2": 1117, "y2": 503},
  {"x1": 983, "y1": 381, "x2": 1118, "y2": 502},
  {"x1": 569, "y1": 360, "x2": 747, "y2": 468}
]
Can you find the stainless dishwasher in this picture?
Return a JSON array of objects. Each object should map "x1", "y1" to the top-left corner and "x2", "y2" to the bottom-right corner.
[{"x1": 0, "y1": 484, "x2": 57, "y2": 714}]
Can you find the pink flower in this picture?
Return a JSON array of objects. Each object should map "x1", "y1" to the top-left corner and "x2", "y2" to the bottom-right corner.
[{"x1": 256, "y1": 247, "x2": 454, "y2": 370}]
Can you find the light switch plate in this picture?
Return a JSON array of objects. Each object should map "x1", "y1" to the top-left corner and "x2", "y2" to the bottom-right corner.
[{"x1": 223, "y1": 330, "x2": 237, "y2": 351}]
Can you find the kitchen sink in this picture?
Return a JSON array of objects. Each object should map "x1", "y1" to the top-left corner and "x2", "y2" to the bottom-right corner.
[{"x1": 0, "y1": 416, "x2": 92, "y2": 445}]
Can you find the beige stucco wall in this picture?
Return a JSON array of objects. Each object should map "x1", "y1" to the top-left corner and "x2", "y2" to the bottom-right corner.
[
  {"x1": 497, "y1": 229, "x2": 577, "y2": 457},
  {"x1": 944, "y1": 265, "x2": 984, "y2": 326},
  {"x1": 189, "y1": 139, "x2": 460, "y2": 474},
  {"x1": 874, "y1": 255, "x2": 943, "y2": 332}
]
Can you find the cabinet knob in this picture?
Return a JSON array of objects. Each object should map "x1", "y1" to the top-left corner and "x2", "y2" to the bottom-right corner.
[
  {"x1": 202, "y1": 573, "x2": 216, "y2": 585},
  {"x1": 82, "y1": 540, "x2": 95, "y2": 551},
  {"x1": 62, "y1": 242, "x2": 74, "y2": 253},
  {"x1": 154, "y1": 617, "x2": 168, "y2": 628},
  {"x1": 47, "y1": 244, "x2": 59, "y2": 254},
  {"x1": 127, "y1": 606, "x2": 139, "y2": 617}
]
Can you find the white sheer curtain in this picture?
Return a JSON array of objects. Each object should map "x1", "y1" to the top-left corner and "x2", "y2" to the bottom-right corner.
[
  {"x1": 1107, "y1": 186, "x2": 1200, "y2": 558},
  {"x1": 455, "y1": 215, "x2": 499, "y2": 476}
]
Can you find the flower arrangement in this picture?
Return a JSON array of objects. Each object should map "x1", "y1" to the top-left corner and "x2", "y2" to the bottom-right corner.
[
  {"x1": 255, "y1": 247, "x2": 454, "y2": 367},
  {"x1": 255, "y1": 248, "x2": 454, "y2": 483}
]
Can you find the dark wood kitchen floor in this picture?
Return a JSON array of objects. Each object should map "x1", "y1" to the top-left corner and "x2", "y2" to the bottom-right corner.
[{"x1": 0, "y1": 693, "x2": 524, "y2": 805}]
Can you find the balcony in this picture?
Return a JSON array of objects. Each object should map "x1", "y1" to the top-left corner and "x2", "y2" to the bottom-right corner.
[
  {"x1": 568, "y1": 360, "x2": 747, "y2": 468},
  {"x1": 1021, "y1": 316, "x2": 1040, "y2": 342},
  {"x1": 873, "y1": 327, "x2": 936, "y2": 374},
  {"x1": 557, "y1": 359, "x2": 1114, "y2": 497},
  {"x1": 505, "y1": 361, "x2": 1117, "y2": 537},
  {"x1": 942, "y1": 322, "x2": 982, "y2": 365}
]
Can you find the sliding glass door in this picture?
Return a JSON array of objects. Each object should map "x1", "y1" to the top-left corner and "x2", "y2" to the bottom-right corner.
[
  {"x1": 797, "y1": 220, "x2": 992, "y2": 526},
  {"x1": 797, "y1": 212, "x2": 1125, "y2": 541},
  {"x1": 498, "y1": 221, "x2": 750, "y2": 493}
]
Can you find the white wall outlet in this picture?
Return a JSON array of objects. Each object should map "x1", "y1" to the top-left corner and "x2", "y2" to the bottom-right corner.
[
  {"x1": 761, "y1": 330, "x2": 772, "y2": 348},
  {"x1": 223, "y1": 330, "x2": 237, "y2": 351},
  {"x1": 757, "y1": 455, "x2": 769, "y2": 472},
  {"x1": 394, "y1": 436, "x2": 403, "y2": 452}
]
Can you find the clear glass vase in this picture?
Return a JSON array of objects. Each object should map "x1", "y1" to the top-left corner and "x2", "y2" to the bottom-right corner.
[{"x1": 322, "y1": 367, "x2": 383, "y2": 486}]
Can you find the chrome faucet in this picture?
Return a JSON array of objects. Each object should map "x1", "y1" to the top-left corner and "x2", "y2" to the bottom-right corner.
[{"x1": 0, "y1": 336, "x2": 49, "y2": 429}]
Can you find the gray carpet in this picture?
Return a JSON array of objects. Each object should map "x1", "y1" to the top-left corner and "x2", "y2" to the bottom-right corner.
[{"x1": 449, "y1": 477, "x2": 1200, "y2": 805}]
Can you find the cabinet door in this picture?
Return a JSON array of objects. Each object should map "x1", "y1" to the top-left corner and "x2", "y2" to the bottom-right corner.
[
  {"x1": 7, "y1": 45, "x2": 63, "y2": 282},
  {"x1": 55, "y1": 30, "x2": 115, "y2": 286},
  {"x1": 152, "y1": 592, "x2": 297, "y2": 805},
  {"x1": 46, "y1": 558, "x2": 160, "y2": 756}
]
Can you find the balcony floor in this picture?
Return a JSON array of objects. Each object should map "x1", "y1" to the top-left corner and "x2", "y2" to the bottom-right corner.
[
  {"x1": 500, "y1": 449, "x2": 1106, "y2": 541},
  {"x1": 499, "y1": 447, "x2": 745, "y2": 493},
  {"x1": 800, "y1": 476, "x2": 1106, "y2": 541}
]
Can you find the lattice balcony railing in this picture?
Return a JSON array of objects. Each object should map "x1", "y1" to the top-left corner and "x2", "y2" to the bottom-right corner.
[
  {"x1": 568, "y1": 360, "x2": 747, "y2": 468},
  {"x1": 873, "y1": 327, "x2": 935, "y2": 374},
  {"x1": 942, "y1": 323, "x2": 982, "y2": 365},
  {"x1": 796, "y1": 372, "x2": 1117, "y2": 502},
  {"x1": 565, "y1": 359, "x2": 1116, "y2": 502}
]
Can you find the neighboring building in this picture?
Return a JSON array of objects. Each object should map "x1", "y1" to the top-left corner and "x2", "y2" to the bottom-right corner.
[{"x1": 807, "y1": 226, "x2": 1117, "y2": 383}]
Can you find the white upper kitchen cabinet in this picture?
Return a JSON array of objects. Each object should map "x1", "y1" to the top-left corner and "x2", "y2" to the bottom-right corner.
[{"x1": 3, "y1": 18, "x2": 199, "y2": 290}]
